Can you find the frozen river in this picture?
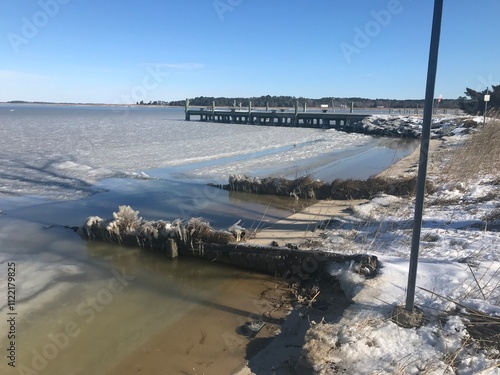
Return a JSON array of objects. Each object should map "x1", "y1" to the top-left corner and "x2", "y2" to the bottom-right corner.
[{"x1": 0, "y1": 104, "x2": 416, "y2": 200}]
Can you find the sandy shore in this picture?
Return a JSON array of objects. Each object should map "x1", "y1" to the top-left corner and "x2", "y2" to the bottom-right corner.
[
  {"x1": 246, "y1": 199, "x2": 367, "y2": 247},
  {"x1": 376, "y1": 138, "x2": 442, "y2": 179}
]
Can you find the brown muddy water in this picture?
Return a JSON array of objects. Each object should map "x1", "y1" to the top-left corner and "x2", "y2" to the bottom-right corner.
[{"x1": 0, "y1": 183, "x2": 301, "y2": 375}]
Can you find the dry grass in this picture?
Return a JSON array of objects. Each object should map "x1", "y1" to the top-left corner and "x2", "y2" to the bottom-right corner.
[
  {"x1": 420, "y1": 287, "x2": 500, "y2": 359},
  {"x1": 444, "y1": 116, "x2": 500, "y2": 182}
]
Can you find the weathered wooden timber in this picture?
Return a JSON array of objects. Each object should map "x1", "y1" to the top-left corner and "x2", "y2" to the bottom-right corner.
[
  {"x1": 93, "y1": 231, "x2": 378, "y2": 279},
  {"x1": 77, "y1": 206, "x2": 378, "y2": 279}
]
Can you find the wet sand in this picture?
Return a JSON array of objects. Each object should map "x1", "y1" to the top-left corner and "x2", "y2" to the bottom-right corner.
[
  {"x1": 376, "y1": 139, "x2": 442, "y2": 179},
  {"x1": 107, "y1": 271, "x2": 293, "y2": 375}
]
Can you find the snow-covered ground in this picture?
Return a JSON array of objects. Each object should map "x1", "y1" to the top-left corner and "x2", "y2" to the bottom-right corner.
[{"x1": 303, "y1": 125, "x2": 500, "y2": 374}]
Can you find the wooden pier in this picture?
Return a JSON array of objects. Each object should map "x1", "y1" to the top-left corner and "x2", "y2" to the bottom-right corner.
[
  {"x1": 185, "y1": 108, "x2": 371, "y2": 129},
  {"x1": 184, "y1": 100, "x2": 371, "y2": 129}
]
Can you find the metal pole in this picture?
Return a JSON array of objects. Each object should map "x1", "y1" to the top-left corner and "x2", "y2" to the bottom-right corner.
[
  {"x1": 294, "y1": 100, "x2": 298, "y2": 126},
  {"x1": 185, "y1": 98, "x2": 190, "y2": 120},
  {"x1": 484, "y1": 89, "x2": 488, "y2": 125},
  {"x1": 406, "y1": 0, "x2": 444, "y2": 312}
]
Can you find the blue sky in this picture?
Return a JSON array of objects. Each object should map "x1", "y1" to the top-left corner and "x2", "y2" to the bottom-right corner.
[{"x1": 0, "y1": 0, "x2": 498, "y2": 103}]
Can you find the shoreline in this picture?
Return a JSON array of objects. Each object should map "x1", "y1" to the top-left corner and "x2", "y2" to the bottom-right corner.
[
  {"x1": 231, "y1": 139, "x2": 440, "y2": 375},
  {"x1": 105, "y1": 138, "x2": 429, "y2": 375}
]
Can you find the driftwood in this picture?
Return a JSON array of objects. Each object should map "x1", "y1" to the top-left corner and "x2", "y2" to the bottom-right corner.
[{"x1": 77, "y1": 206, "x2": 378, "y2": 278}]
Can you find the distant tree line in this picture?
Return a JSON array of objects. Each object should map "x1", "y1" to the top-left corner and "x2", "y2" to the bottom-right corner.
[
  {"x1": 459, "y1": 84, "x2": 499, "y2": 115},
  {"x1": 135, "y1": 100, "x2": 169, "y2": 106},
  {"x1": 141, "y1": 95, "x2": 462, "y2": 109}
]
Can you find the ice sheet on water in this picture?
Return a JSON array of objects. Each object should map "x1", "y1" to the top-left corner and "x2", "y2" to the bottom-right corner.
[
  {"x1": 0, "y1": 106, "x2": 374, "y2": 199},
  {"x1": 0, "y1": 217, "x2": 91, "y2": 314}
]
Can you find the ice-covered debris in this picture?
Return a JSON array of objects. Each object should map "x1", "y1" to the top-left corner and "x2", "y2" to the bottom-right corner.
[
  {"x1": 108, "y1": 205, "x2": 142, "y2": 234},
  {"x1": 227, "y1": 174, "x2": 325, "y2": 199},
  {"x1": 78, "y1": 207, "x2": 246, "y2": 247},
  {"x1": 227, "y1": 219, "x2": 248, "y2": 242},
  {"x1": 185, "y1": 217, "x2": 235, "y2": 245},
  {"x1": 79, "y1": 216, "x2": 105, "y2": 239}
]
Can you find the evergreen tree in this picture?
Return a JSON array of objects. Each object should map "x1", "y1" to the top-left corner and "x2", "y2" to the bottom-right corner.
[{"x1": 459, "y1": 84, "x2": 500, "y2": 115}]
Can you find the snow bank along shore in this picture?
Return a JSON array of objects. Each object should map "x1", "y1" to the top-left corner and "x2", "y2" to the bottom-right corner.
[{"x1": 316, "y1": 120, "x2": 499, "y2": 375}]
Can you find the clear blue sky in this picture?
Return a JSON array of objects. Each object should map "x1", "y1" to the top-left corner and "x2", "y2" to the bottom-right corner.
[{"x1": 1, "y1": 0, "x2": 498, "y2": 103}]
